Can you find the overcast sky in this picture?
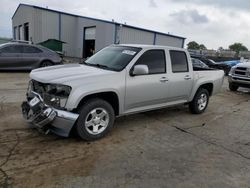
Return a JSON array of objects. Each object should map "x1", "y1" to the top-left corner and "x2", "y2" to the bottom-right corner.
[{"x1": 0, "y1": 0, "x2": 249, "y2": 49}]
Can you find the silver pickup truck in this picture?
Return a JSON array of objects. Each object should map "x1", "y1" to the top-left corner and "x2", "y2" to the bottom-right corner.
[
  {"x1": 228, "y1": 62, "x2": 250, "y2": 91},
  {"x1": 22, "y1": 44, "x2": 224, "y2": 140}
]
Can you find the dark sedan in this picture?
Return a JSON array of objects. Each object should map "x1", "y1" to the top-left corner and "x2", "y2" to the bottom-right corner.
[
  {"x1": 192, "y1": 58, "x2": 209, "y2": 69},
  {"x1": 193, "y1": 57, "x2": 230, "y2": 75},
  {"x1": 0, "y1": 43, "x2": 62, "y2": 70}
]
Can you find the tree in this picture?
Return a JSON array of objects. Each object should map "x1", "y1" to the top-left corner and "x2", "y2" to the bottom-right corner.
[
  {"x1": 199, "y1": 44, "x2": 207, "y2": 50},
  {"x1": 187, "y1": 41, "x2": 200, "y2": 50},
  {"x1": 187, "y1": 41, "x2": 207, "y2": 50},
  {"x1": 229, "y1": 43, "x2": 248, "y2": 53},
  {"x1": 218, "y1": 47, "x2": 224, "y2": 51}
]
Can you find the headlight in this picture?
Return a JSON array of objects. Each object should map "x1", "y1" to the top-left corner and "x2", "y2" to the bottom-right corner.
[
  {"x1": 45, "y1": 84, "x2": 71, "y2": 108},
  {"x1": 46, "y1": 84, "x2": 71, "y2": 97},
  {"x1": 229, "y1": 66, "x2": 236, "y2": 75}
]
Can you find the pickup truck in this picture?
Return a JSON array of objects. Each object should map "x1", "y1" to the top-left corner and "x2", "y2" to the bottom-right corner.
[
  {"x1": 21, "y1": 44, "x2": 224, "y2": 140},
  {"x1": 228, "y1": 62, "x2": 250, "y2": 91}
]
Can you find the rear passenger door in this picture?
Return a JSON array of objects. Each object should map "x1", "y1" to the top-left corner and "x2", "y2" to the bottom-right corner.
[
  {"x1": 0, "y1": 45, "x2": 24, "y2": 69},
  {"x1": 167, "y1": 50, "x2": 193, "y2": 102},
  {"x1": 125, "y1": 49, "x2": 169, "y2": 112},
  {"x1": 22, "y1": 46, "x2": 42, "y2": 68}
]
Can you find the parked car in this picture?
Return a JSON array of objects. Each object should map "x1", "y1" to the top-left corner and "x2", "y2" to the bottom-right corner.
[
  {"x1": 192, "y1": 58, "x2": 209, "y2": 69},
  {"x1": 0, "y1": 42, "x2": 62, "y2": 70},
  {"x1": 220, "y1": 60, "x2": 241, "y2": 67},
  {"x1": 201, "y1": 59, "x2": 232, "y2": 75},
  {"x1": 21, "y1": 44, "x2": 224, "y2": 140},
  {"x1": 228, "y1": 62, "x2": 250, "y2": 91},
  {"x1": 191, "y1": 55, "x2": 231, "y2": 75}
]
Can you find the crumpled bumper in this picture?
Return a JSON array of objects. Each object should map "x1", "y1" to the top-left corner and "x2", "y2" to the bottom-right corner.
[{"x1": 21, "y1": 92, "x2": 79, "y2": 137}]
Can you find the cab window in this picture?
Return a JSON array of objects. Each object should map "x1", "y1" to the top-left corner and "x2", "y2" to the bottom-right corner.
[
  {"x1": 134, "y1": 50, "x2": 166, "y2": 74},
  {"x1": 170, "y1": 50, "x2": 189, "y2": 73}
]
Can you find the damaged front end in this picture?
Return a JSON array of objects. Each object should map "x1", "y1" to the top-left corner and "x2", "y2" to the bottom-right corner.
[{"x1": 21, "y1": 80, "x2": 79, "y2": 137}]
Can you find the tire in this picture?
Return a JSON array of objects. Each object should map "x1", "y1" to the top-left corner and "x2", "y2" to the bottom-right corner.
[
  {"x1": 40, "y1": 61, "x2": 53, "y2": 67},
  {"x1": 229, "y1": 83, "x2": 239, "y2": 91},
  {"x1": 189, "y1": 88, "x2": 209, "y2": 114},
  {"x1": 75, "y1": 98, "x2": 115, "y2": 141}
]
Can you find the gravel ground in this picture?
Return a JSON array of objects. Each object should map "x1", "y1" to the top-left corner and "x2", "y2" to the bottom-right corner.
[{"x1": 0, "y1": 72, "x2": 250, "y2": 188}]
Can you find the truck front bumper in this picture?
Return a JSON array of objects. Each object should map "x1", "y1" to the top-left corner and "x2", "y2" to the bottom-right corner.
[
  {"x1": 228, "y1": 74, "x2": 250, "y2": 88},
  {"x1": 21, "y1": 92, "x2": 79, "y2": 137}
]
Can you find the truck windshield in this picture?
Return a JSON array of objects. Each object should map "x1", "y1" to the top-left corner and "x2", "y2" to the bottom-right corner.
[{"x1": 83, "y1": 46, "x2": 141, "y2": 71}]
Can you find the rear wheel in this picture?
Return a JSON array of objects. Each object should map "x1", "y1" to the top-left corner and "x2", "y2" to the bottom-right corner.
[
  {"x1": 40, "y1": 61, "x2": 53, "y2": 67},
  {"x1": 76, "y1": 98, "x2": 115, "y2": 141},
  {"x1": 229, "y1": 83, "x2": 239, "y2": 91},
  {"x1": 189, "y1": 88, "x2": 209, "y2": 114}
]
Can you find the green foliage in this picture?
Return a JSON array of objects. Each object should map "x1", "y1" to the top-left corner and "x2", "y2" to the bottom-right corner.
[
  {"x1": 199, "y1": 44, "x2": 207, "y2": 50},
  {"x1": 187, "y1": 41, "x2": 207, "y2": 50},
  {"x1": 187, "y1": 41, "x2": 200, "y2": 50},
  {"x1": 229, "y1": 43, "x2": 248, "y2": 53}
]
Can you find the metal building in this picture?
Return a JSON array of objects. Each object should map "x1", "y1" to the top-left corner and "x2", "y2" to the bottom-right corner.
[{"x1": 12, "y1": 4, "x2": 186, "y2": 58}]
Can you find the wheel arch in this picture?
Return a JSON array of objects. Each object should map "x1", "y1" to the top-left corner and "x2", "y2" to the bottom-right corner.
[
  {"x1": 75, "y1": 91, "x2": 120, "y2": 116},
  {"x1": 198, "y1": 83, "x2": 213, "y2": 96},
  {"x1": 39, "y1": 59, "x2": 54, "y2": 67},
  {"x1": 190, "y1": 82, "x2": 214, "y2": 101}
]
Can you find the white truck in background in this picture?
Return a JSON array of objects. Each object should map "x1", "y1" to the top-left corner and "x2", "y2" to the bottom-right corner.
[{"x1": 228, "y1": 62, "x2": 250, "y2": 91}]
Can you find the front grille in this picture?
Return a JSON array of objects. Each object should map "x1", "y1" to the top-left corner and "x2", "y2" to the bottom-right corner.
[
  {"x1": 30, "y1": 80, "x2": 51, "y2": 105},
  {"x1": 30, "y1": 80, "x2": 66, "y2": 109},
  {"x1": 32, "y1": 80, "x2": 46, "y2": 95},
  {"x1": 236, "y1": 67, "x2": 247, "y2": 71},
  {"x1": 234, "y1": 67, "x2": 250, "y2": 77},
  {"x1": 235, "y1": 71, "x2": 246, "y2": 76}
]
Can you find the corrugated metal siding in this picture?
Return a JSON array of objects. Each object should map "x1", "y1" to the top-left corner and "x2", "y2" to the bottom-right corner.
[
  {"x1": 155, "y1": 34, "x2": 183, "y2": 48},
  {"x1": 33, "y1": 9, "x2": 59, "y2": 44},
  {"x1": 61, "y1": 14, "x2": 77, "y2": 57},
  {"x1": 12, "y1": 5, "x2": 34, "y2": 41},
  {"x1": 12, "y1": 5, "x2": 185, "y2": 58},
  {"x1": 75, "y1": 17, "x2": 114, "y2": 57},
  {"x1": 119, "y1": 26, "x2": 154, "y2": 45}
]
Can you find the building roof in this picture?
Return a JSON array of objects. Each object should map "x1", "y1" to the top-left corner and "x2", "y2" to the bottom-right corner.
[
  {"x1": 38, "y1": 39, "x2": 66, "y2": 44},
  {"x1": 12, "y1": 3, "x2": 186, "y2": 40}
]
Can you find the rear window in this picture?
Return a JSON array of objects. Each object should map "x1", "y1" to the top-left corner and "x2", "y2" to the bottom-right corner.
[{"x1": 170, "y1": 50, "x2": 189, "y2": 73}]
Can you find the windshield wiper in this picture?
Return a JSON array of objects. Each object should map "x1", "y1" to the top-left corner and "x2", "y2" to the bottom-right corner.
[
  {"x1": 92, "y1": 63, "x2": 109, "y2": 69},
  {"x1": 82, "y1": 62, "x2": 116, "y2": 71},
  {"x1": 80, "y1": 61, "x2": 89, "y2": 65}
]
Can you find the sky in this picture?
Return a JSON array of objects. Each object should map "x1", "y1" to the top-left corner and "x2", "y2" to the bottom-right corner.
[{"x1": 0, "y1": 0, "x2": 250, "y2": 49}]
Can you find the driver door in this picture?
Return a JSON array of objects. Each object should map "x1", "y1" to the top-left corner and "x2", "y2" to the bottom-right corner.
[{"x1": 124, "y1": 49, "x2": 169, "y2": 113}]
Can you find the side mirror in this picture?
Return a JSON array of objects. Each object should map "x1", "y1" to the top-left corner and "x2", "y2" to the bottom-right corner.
[{"x1": 131, "y1": 65, "x2": 149, "y2": 76}]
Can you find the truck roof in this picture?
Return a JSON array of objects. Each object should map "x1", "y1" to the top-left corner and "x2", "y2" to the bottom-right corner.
[{"x1": 117, "y1": 44, "x2": 186, "y2": 51}]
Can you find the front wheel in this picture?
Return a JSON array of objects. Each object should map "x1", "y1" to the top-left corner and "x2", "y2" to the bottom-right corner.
[
  {"x1": 229, "y1": 83, "x2": 239, "y2": 91},
  {"x1": 40, "y1": 61, "x2": 53, "y2": 67},
  {"x1": 76, "y1": 98, "x2": 115, "y2": 141},
  {"x1": 189, "y1": 88, "x2": 209, "y2": 114}
]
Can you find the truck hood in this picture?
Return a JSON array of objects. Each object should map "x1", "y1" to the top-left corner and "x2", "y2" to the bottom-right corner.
[
  {"x1": 30, "y1": 64, "x2": 115, "y2": 84},
  {"x1": 234, "y1": 62, "x2": 250, "y2": 68}
]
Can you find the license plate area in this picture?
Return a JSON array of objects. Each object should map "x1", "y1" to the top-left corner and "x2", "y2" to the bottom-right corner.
[{"x1": 29, "y1": 96, "x2": 40, "y2": 107}]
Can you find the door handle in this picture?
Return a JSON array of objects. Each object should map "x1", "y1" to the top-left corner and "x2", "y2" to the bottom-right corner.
[
  {"x1": 184, "y1": 75, "x2": 191, "y2": 80},
  {"x1": 160, "y1": 77, "x2": 168, "y2": 82}
]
